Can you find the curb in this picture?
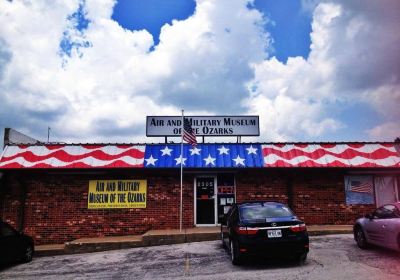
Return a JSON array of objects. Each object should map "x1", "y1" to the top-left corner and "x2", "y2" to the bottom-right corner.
[{"x1": 35, "y1": 229, "x2": 353, "y2": 257}]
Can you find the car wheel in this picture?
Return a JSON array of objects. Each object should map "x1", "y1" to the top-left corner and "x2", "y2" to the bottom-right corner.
[
  {"x1": 230, "y1": 239, "x2": 242, "y2": 265},
  {"x1": 355, "y1": 227, "x2": 368, "y2": 249},
  {"x1": 23, "y1": 244, "x2": 34, "y2": 263}
]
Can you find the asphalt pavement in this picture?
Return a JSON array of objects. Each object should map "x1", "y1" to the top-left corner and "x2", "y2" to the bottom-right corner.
[{"x1": 1, "y1": 234, "x2": 399, "y2": 280}]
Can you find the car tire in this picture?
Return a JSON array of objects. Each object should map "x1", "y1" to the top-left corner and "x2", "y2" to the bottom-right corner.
[
  {"x1": 22, "y1": 244, "x2": 34, "y2": 263},
  {"x1": 230, "y1": 239, "x2": 242, "y2": 265},
  {"x1": 355, "y1": 227, "x2": 368, "y2": 249}
]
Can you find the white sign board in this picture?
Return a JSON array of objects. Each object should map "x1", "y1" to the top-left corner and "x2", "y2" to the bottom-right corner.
[{"x1": 146, "y1": 116, "x2": 260, "y2": 137}]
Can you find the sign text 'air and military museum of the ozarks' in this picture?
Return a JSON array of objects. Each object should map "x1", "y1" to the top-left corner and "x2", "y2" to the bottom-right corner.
[{"x1": 146, "y1": 116, "x2": 260, "y2": 137}]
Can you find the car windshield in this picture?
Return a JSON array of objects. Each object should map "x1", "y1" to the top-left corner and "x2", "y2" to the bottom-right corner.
[{"x1": 240, "y1": 203, "x2": 293, "y2": 220}]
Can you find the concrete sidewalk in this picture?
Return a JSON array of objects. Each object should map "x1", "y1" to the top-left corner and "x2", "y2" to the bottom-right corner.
[{"x1": 35, "y1": 225, "x2": 353, "y2": 257}]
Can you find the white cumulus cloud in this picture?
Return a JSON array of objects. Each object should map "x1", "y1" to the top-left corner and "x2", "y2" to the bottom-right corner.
[{"x1": 245, "y1": 0, "x2": 400, "y2": 141}]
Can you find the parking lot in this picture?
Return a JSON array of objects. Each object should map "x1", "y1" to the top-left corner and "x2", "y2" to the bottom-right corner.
[{"x1": 1, "y1": 234, "x2": 399, "y2": 280}]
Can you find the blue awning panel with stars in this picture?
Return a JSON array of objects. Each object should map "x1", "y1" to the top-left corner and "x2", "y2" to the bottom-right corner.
[{"x1": 144, "y1": 144, "x2": 263, "y2": 168}]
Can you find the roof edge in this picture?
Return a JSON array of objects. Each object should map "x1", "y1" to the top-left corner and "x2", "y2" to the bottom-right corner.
[{"x1": 3, "y1": 141, "x2": 399, "y2": 147}]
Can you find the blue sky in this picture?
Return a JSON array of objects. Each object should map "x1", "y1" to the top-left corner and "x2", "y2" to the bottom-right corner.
[
  {"x1": 111, "y1": 0, "x2": 312, "y2": 62},
  {"x1": 0, "y1": 0, "x2": 399, "y2": 146}
]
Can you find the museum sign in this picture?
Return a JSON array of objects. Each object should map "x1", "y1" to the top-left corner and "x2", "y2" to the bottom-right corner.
[{"x1": 146, "y1": 116, "x2": 259, "y2": 137}]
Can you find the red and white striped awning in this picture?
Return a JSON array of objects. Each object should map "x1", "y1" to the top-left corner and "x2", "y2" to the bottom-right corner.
[
  {"x1": 0, "y1": 142, "x2": 399, "y2": 169},
  {"x1": 262, "y1": 143, "x2": 400, "y2": 168},
  {"x1": 0, "y1": 144, "x2": 145, "y2": 168}
]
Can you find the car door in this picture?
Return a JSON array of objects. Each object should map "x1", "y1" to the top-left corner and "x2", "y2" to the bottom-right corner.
[
  {"x1": 380, "y1": 204, "x2": 400, "y2": 250},
  {"x1": 221, "y1": 205, "x2": 234, "y2": 246},
  {"x1": 363, "y1": 207, "x2": 386, "y2": 245},
  {"x1": 227, "y1": 205, "x2": 239, "y2": 242}
]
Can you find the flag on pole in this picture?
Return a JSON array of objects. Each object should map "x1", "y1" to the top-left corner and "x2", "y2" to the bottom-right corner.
[{"x1": 183, "y1": 118, "x2": 197, "y2": 146}]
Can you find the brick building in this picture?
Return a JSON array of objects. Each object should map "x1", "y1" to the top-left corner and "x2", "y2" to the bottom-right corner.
[{"x1": 0, "y1": 142, "x2": 399, "y2": 245}]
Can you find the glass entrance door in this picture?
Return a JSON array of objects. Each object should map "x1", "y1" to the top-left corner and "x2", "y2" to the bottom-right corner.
[{"x1": 196, "y1": 177, "x2": 216, "y2": 225}]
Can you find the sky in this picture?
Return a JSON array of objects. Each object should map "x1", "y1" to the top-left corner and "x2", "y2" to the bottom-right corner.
[{"x1": 0, "y1": 0, "x2": 399, "y2": 147}]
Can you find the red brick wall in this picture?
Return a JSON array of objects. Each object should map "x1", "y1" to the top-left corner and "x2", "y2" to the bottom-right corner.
[
  {"x1": 1, "y1": 170, "x2": 195, "y2": 245},
  {"x1": 235, "y1": 169, "x2": 288, "y2": 204},
  {"x1": 235, "y1": 169, "x2": 376, "y2": 225},
  {"x1": 1, "y1": 168, "x2": 378, "y2": 245},
  {"x1": 289, "y1": 170, "x2": 375, "y2": 224}
]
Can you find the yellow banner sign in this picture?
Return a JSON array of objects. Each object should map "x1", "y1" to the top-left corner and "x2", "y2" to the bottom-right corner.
[{"x1": 88, "y1": 180, "x2": 147, "y2": 209}]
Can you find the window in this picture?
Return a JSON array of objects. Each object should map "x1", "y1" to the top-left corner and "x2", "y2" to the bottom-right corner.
[
  {"x1": 240, "y1": 203, "x2": 293, "y2": 220},
  {"x1": 374, "y1": 205, "x2": 397, "y2": 219}
]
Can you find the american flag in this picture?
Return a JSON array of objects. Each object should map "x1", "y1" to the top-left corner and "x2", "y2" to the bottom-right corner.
[
  {"x1": 183, "y1": 118, "x2": 197, "y2": 146},
  {"x1": 350, "y1": 180, "x2": 373, "y2": 194}
]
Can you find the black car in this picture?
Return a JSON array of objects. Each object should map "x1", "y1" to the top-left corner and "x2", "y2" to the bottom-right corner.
[
  {"x1": 221, "y1": 201, "x2": 309, "y2": 265},
  {"x1": 0, "y1": 221, "x2": 34, "y2": 263}
]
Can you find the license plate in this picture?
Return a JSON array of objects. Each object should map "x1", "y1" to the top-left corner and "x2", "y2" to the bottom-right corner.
[{"x1": 267, "y1": 229, "x2": 282, "y2": 238}]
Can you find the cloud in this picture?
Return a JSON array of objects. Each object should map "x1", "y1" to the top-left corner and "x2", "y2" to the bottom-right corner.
[
  {"x1": 367, "y1": 122, "x2": 400, "y2": 141},
  {"x1": 0, "y1": 0, "x2": 272, "y2": 145},
  {"x1": 245, "y1": 0, "x2": 400, "y2": 141}
]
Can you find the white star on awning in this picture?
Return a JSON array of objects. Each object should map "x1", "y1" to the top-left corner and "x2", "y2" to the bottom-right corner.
[
  {"x1": 144, "y1": 155, "x2": 158, "y2": 166},
  {"x1": 189, "y1": 146, "x2": 201, "y2": 155},
  {"x1": 218, "y1": 146, "x2": 229, "y2": 155},
  {"x1": 232, "y1": 155, "x2": 245, "y2": 166},
  {"x1": 246, "y1": 145, "x2": 258, "y2": 155},
  {"x1": 174, "y1": 155, "x2": 187, "y2": 165},
  {"x1": 203, "y1": 154, "x2": 216, "y2": 166},
  {"x1": 160, "y1": 146, "x2": 173, "y2": 156}
]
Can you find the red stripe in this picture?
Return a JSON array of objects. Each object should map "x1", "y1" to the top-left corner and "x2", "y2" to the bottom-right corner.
[
  {"x1": 320, "y1": 143, "x2": 337, "y2": 148},
  {"x1": 45, "y1": 145, "x2": 67, "y2": 150},
  {"x1": 294, "y1": 144, "x2": 308, "y2": 148}
]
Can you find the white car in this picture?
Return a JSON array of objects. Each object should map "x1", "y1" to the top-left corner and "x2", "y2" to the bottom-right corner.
[{"x1": 354, "y1": 202, "x2": 400, "y2": 251}]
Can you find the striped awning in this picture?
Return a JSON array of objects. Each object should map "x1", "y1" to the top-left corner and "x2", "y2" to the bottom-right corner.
[{"x1": 0, "y1": 143, "x2": 399, "y2": 169}]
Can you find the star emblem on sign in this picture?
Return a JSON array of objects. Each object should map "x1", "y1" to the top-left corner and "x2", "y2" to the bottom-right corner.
[
  {"x1": 203, "y1": 154, "x2": 216, "y2": 166},
  {"x1": 232, "y1": 155, "x2": 245, "y2": 166}
]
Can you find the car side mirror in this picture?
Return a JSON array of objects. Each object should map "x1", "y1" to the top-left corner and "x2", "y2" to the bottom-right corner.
[{"x1": 365, "y1": 213, "x2": 373, "y2": 219}]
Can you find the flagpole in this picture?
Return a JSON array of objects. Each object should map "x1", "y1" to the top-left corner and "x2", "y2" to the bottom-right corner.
[{"x1": 180, "y1": 109, "x2": 184, "y2": 232}]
